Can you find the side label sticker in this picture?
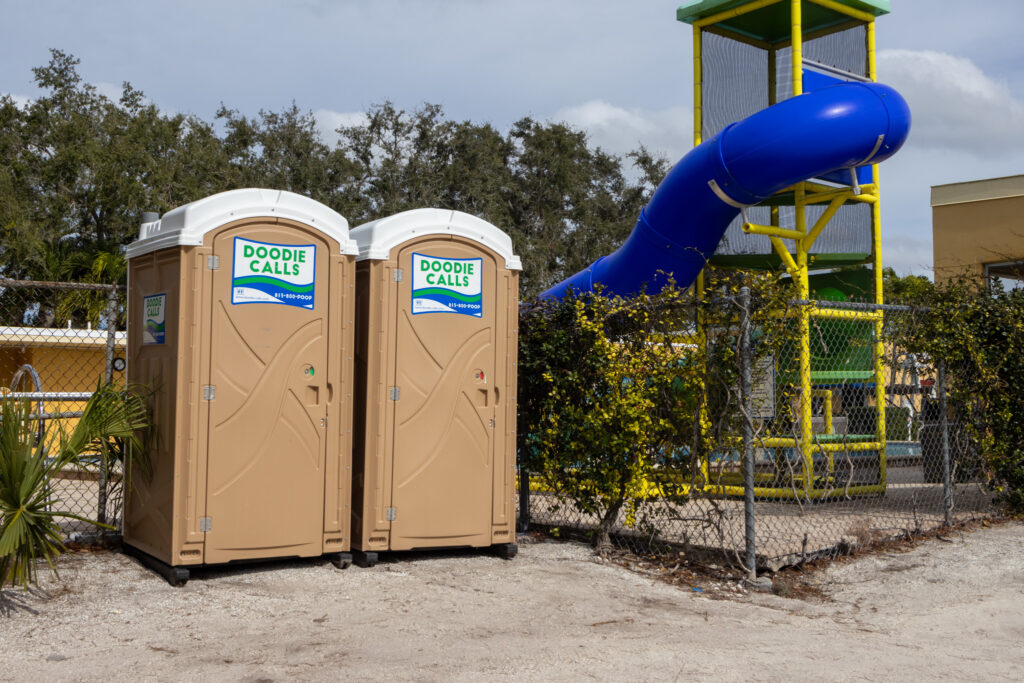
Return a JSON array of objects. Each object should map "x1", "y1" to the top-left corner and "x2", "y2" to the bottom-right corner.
[
  {"x1": 231, "y1": 237, "x2": 316, "y2": 309},
  {"x1": 143, "y1": 293, "x2": 166, "y2": 345},
  {"x1": 411, "y1": 253, "x2": 483, "y2": 317}
]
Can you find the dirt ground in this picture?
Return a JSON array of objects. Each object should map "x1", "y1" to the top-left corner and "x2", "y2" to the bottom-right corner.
[{"x1": 1, "y1": 522, "x2": 1023, "y2": 682}]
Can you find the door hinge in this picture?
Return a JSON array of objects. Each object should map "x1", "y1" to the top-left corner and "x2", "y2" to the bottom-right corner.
[
  {"x1": 393, "y1": 268, "x2": 403, "y2": 282},
  {"x1": 207, "y1": 255, "x2": 220, "y2": 270},
  {"x1": 489, "y1": 418, "x2": 496, "y2": 428},
  {"x1": 389, "y1": 386, "x2": 400, "y2": 401},
  {"x1": 203, "y1": 385, "x2": 215, "y2": 400},
  {"x1": 385, "y1": 507, "x2": 397, "y2": 521},
  {"x1": 199, "y1": 517, "x2": 212, "y2": 532}
]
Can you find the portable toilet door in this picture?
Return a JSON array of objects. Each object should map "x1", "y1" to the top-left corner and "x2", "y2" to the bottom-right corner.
[
  {"x1": 124, "y1": 189, "x2": 357, "y2": 583},
  {"x1": 350, "y1": 209, "x2": 521, "y2": 564}
]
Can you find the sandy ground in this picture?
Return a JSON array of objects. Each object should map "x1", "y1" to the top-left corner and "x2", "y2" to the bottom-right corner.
[{"x1": 1, "y1": 522, "x2": 1023, "y2": 682}]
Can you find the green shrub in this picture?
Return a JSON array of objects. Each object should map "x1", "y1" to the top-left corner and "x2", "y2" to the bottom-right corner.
[
  {"x1": 0, "y1": 382, "x2": 148, "y2": 588},
  {"x1": 893, "y1": 277, "x2": 1024, "y2": 511},
  {"x1": 517, "y1": 271, "x2": 793, "y2": 552},
  {"x1": 517, "y1": 284, "x2": 698, "y2": 552}
]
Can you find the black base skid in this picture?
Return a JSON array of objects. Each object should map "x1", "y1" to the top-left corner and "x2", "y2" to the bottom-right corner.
[
  {"x1": 123, "y1": 544, "x2": 190, "y2": 587},
  {"x1": 492, "y1": 542, "x2": 518, "y2": 560},
  {"x1": 353, "y1": 550, "x2": 379, "y2": 568},
  {"x1": 326, "y1": 552, "x2": 353, "y2": 570}
]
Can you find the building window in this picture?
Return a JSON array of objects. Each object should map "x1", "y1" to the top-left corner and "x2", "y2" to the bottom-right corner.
[{"x1": 984, "y1": 260, "x2": 1024, "y2": 291}]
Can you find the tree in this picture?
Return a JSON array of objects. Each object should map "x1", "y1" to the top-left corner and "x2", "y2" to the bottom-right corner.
[
  {"x1": 883, "y1": 267, "x2": 934, "y2": 302},
  {"x1": 505, "y1": 118, "x2": 657, "y2": 296},
  {"x1": 217, "y1": 102, "x2": 358, "y2": 212},
  {"x1": 1, "y1": 51, "x2": 669, "y2": 302},
  {"x1": 2, "y1": 51, "x2": 232, "y2": 279},
  {"x1": 0, "y1": 50, "x2": 232, "y2": 324}
]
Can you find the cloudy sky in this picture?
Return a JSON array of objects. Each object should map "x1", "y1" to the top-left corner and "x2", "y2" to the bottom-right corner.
[{"x1": 3, "y1": 0, "x2": 1022, "y2": 277}]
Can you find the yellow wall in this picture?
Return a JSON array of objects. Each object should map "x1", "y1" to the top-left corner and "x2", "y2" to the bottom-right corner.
[{"x1": 0, "y1": 340, "x2": 125, "y2": 448}]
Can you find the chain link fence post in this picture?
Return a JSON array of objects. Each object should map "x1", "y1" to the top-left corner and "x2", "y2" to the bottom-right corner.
[
  {"x1": 938, "y1": 360, "x2": 953, "y2": 527},
  {"x1": 97, "y1": 286, "x2": 120, "y2": 528},
  {"x1": 739, "y1": 286, "x2": 757, "y2": 580},
  {"x1": 518, "y1": 458, "x2": 530, "y2": 533}
]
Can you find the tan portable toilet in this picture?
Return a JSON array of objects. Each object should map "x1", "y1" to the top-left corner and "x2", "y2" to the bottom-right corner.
[
  {"x1": 123, "y1": 189, "x2": 358, "y2": 584},
  {"x1": 349, "y1": 208, "x2": 521, "y2": 565}
]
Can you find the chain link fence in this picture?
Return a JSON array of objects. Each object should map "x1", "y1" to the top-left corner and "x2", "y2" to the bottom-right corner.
[
  {"x1": 0, "y1": 277, "x2": 1000, "y2": 571},
  {"x1": 518, "y1": 293, "x2": 997, "y2": 573},
  {"x1": 0, "y1": 278, "x2": 127, "y2": 539}
]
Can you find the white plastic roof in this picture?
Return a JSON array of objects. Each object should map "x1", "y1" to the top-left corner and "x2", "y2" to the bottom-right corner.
[
  {"x1": 350, "y1": 208, "x2": 522, "y2": 270},
  {"x1": 125, "y1": 188, "x2": 357, "y2": 259}
]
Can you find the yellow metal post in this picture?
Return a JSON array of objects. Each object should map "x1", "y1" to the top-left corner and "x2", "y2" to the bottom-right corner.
[
  {"x1": 791, "y1": 0, "x2": 803, "y2": 97},
  {"x1": 789, "y1": 0, "x2": 815, "y2": 496},
  {"x1": 692, "y1": 26, "x2": 713, "y2": 491},
  {"x1": 696, "y1": 267, "x2": 711, "y2": 490},
  {"x1": 693, "y1": 24, "x2": 703, "y2": 146},
  {"x1": 867, "y1": 16, "x2": 888, "y2": 489}
]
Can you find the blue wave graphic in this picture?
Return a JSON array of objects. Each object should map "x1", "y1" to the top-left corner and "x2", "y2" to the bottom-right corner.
[
  {"x1": 235, "y1": 279, "x2": 315, "y2": 309},
  {"x1": 415, "y1": 291, "x2": 482, "y2": 317}
]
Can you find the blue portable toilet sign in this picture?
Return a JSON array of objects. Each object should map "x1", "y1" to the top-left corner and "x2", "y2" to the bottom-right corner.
[
  {"x1": 231, "y1": 237, "x2": 317, "y2": 309},
  {"x1": 411, "y1": 253, "x2": 483, "y2": 317},
  {"x1": 142, "y1": 293, "x2": 166, "y2": 345}
]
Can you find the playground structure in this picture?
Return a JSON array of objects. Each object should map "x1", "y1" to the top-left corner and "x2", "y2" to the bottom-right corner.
[{"x1": 542, "y1": 0, "x2": 909, "y2": 500}]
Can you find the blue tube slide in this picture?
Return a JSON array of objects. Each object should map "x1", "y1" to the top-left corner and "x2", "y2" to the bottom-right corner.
[{"x1": 540, "y1": 82, "x2": 911, "y2": 300}]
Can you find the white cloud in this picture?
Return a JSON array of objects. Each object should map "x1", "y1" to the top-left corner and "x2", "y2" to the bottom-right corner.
[
  {"x1": 314, "y1": 108, "x2": 368, "y2": 147},
  {"x1": 94, "y1": 81, "x2": 125, "y2": 103},
  {"x1": 882, "y1": 233, "x2": 935, "y2": 279},
  {"x1": 3, "y1": 93, "x2": 32, "y2": 109},
  {"x1": 878, "y1": 49, "x2": 1024, "y2": 156},
  {"x1": 551, "y1": 100, "x2": 691, "y2": 163}
]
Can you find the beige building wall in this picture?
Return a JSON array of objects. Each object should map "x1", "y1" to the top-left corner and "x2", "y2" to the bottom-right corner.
[{"x1": 932, "y1": 174, "x2": 1024, "y2": 282}]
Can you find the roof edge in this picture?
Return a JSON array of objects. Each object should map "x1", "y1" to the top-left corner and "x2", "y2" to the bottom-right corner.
[
  {"x1": 677, "y1": 0, "x2": 890, "y2": 25},
  {"x1": 126, "y1": 189, "x2": 356, "y2": 259},
  {"x1": 931, "y1": 174, "x2": 1024, "y2": 207},
  {"x1": 350, "y1": 208, "x2": 522, "y2": 271}
]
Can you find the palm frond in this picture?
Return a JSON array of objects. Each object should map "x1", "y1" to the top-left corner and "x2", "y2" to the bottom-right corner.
[{"x1": 0, "y1": 384, "x2": 149, "y2": 588}]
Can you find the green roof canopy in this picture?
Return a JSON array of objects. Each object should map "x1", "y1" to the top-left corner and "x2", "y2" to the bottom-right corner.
[{"x1": 677, "y1": 0, "x2": 889, "y2": 44}]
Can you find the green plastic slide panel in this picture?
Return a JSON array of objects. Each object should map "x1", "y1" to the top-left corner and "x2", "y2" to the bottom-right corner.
[
  {"x1": 808, "y1": 266, "x2": 873, "y2": 302},
  {"x1": 677, "y1": 0, "x2": 890, "y2": 44},
  {"x1": 811, "y1": 433, "x2": 876, "y2": 443},
  {"x1": 809, "y1": 370, "x2": 875, "y2": 381}
]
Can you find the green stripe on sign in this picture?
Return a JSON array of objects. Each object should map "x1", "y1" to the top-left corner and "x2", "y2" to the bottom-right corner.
[
  {"x1": 412, "y1": 288, "x2": 482, "y2": 303},
  {"x1": 233, "y1": 276, "x2": 314, "y2": 294}
]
